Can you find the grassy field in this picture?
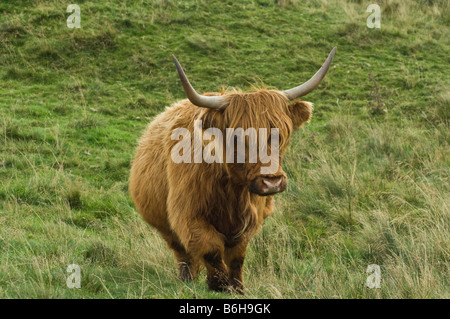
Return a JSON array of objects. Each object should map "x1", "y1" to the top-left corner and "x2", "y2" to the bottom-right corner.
[{"x1": 0, "y1": 0, "x2": 449, "y2": 298}]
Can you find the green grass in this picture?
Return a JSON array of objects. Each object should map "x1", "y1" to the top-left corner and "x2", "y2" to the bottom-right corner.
[{"x1": 0, "y1": 0, "x2": 449, "y2": 298}]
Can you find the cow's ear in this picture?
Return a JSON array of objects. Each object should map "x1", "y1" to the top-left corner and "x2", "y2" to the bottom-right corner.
[{"x1": 288, "y1": 100, "x2": 313, "y2": 130}]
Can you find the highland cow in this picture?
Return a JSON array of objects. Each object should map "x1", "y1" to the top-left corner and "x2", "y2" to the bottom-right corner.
[{"x1": 129, "y1": 47, "x2": 336, "y2": 293}]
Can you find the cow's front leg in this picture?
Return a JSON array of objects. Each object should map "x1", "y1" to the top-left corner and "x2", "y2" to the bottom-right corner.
[
  {"x1": 225, "y1": 241, "x2": 248, "y2": 294},
  {"x1": 203, "y1": 249, "x2": 229, "y2": 292},
  {"x1": 171, "y1": 216, "x2": 230, "y2": 292}
]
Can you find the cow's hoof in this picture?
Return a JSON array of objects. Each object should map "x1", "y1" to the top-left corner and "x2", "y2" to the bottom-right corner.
[
  {"x1": 179, "y1": 263, "x2": 195, "y2": 282},
  {"x1": 231, "y1": 283, "x2": 244, "y2": 295},
  {"x1": 207, "y1": 277, "x2": 230, "y2": 293}
]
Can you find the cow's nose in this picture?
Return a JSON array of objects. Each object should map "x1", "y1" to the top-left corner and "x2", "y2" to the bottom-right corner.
[
  {"x1": 250, "y1": 175, "x2": 287, "y2": 196},
  {"x1": 261, "y1": 177, "x2": 283, "y2": 192}
]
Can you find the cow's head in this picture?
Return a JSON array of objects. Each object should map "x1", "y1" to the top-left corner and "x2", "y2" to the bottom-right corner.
[{"x1": 173, "y1": 48, "x2": 336, "y2": 196}]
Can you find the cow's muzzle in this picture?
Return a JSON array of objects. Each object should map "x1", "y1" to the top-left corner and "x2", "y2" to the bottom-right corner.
[{"x1": 249, "y1": 175, "x2": 287, "y2": 196}]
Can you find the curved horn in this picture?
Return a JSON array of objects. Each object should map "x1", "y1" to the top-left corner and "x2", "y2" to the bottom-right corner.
[
  {"x1": 172, "y1": 55, "x2": 228, "y2": 110},
  {"x1": 282, "y1": 47, "x2": 336, "y2": 100}
]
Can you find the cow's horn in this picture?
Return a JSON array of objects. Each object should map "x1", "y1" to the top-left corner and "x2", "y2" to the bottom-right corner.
[
  {"x1": 282, "y1": 47, "x2": 336, "y2": 100},
  {"x1": 172, "y1": 55, "x2": 228, "y2": 110}
]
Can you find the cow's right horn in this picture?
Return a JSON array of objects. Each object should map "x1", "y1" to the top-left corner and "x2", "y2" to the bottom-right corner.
[
  {"x1": 282, "y1": 47, "x2": 336, "y2": 100},
  {"x1": 172, "y1": 55, "x2": 228, "y2": 110}
]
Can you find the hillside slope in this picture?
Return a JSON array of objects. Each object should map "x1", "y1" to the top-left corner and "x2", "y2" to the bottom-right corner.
[{"x1": 0, "y1": 0, "x2": 448, "y2": 298}]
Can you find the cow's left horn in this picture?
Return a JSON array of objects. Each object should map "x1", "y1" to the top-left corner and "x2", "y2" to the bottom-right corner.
[
  {"x1": 282, "y1": 47, "x2": 336, "y2": 100},
  {"x1": 172, "y1": 55, "x2": 228, "y2": 110}
]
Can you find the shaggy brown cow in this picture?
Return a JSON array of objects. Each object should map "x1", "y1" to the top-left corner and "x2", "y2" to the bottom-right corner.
[{"x1": 129, "y1": 47, "x2": 336, "y2": 293}]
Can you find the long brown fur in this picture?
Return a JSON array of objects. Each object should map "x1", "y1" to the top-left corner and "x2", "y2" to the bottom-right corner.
[{"x1": 129, "y1": 89, "x2": 312, "y2": 292}]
